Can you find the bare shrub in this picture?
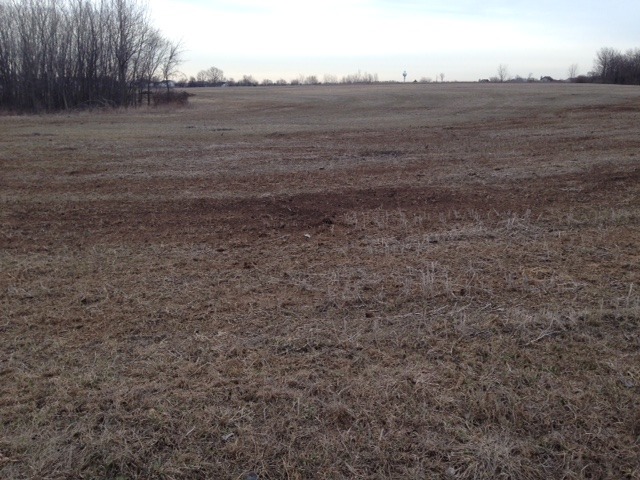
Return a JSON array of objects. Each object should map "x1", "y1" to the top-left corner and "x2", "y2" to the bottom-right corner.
[{"x1": 152, "y1": 90, "x2": 191, "y2": 107}]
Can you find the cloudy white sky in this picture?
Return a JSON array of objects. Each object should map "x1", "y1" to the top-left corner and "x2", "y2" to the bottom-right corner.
[{"x1": 150, "y1": 0, "x2": 640, "y2": 82}]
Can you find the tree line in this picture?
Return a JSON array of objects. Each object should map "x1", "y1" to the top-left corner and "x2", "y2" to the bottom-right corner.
[
  {"x1": 0, "y1": 0, "x2": 181, "y2": 112},
  {"x1": 589, "y1": 47, "x2": 640, "y2": 85},
  {"x1": 186, "y1": 69, "x2": 381, "y2": 88}
]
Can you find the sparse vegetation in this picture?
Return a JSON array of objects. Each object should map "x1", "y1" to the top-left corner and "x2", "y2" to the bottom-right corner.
[{"x1": 1, "y1": 84, "x2": 639, "y2": 479}]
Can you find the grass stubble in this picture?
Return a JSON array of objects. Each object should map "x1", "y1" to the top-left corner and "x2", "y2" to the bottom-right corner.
[{"x1": 1, "y1": 84, "x2": 639, "y2": 479}]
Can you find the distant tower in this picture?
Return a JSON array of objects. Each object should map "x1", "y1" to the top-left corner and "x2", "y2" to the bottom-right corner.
[{"x1": 403, "y1": 71, "x2": 407, "y2": 83}]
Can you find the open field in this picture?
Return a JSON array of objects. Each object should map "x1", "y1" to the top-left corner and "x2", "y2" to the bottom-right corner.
[{"x1": 1, "y1": 83, "x2": 639, "y2": 479}]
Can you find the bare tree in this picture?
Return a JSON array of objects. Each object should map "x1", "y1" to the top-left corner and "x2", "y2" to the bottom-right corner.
[
  {"x1": 238, "y1": 75, "x2": 257, "y2": 86},
  {"x1": 197, "y1": 66, "x2": 224, "y2": 86},
  {"x1": 160, "y1": 40, "x2": 182, "y2": 91},
  {"x1": 439, "y1": 72, "x2": 445, "y2": 83},
  {"x1": 594, "y1": 47, "x2": 621, "y2": 83},
  {"x1": 0, "y1": 0, "x2": 182, "y2": 112},
  {"x1": 341, "y1": 70, "x2": 378, "y2": 84},
  {"x1": 304, "y1": 75, "x2": 319, "y2": 85},
  {"x1": 135, "y1": 27, "x2": 170, "y2": 104},
  {"x1": 587, "y1": 46, "x2": 640, "y2": 84},
  {"x1": 497, "y1": 64, "x2": 509, "y2": 82},
  {"x1": 626, "y1": 48, "x2": 640, "y2": 84},
  {"x1": 323, "y1": 74, "x2": 338, "y2": 84},
  {"x1": 568, "y1": 64, "x2": 578, "y2": 80}
]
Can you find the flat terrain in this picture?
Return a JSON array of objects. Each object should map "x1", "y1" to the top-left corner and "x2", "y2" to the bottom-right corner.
[{"x1": 1, "y1": 83, "x2": 639, "y2": 479}]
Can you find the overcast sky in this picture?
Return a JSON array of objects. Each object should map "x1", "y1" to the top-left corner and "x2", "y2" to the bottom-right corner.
[{"x1": 150, "y1": 0, "x2": 640, "y2": 82}]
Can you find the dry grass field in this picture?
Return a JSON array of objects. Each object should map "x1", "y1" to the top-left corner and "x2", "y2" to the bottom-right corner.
[{"x1": 1, "y1": 83, "x2": 639, "y2": 479}]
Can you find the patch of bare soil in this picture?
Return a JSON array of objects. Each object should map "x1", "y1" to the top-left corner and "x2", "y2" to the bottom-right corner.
[{"x1": 1, "y1": 84, "x2": 639, "y2": 479}]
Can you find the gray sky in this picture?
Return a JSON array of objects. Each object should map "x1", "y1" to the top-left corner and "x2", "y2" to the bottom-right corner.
[{"x1": 150, "y1": 0, "x2": 640, "y2": 82}]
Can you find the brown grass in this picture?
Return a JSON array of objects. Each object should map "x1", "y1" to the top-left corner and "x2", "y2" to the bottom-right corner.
[{"x1": 1, "y1": 83, "x2": 639, "y2": 479}]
